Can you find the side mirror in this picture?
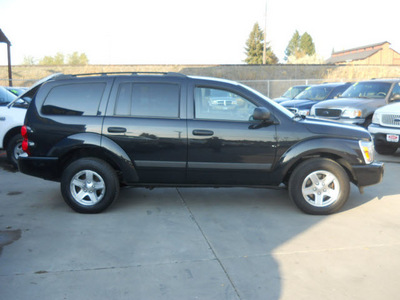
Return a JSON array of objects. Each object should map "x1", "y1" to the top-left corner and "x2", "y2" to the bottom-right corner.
[
  {"x1": 253, "y1": 107, "x2": 271, "y2": 121},
  {"x1": 390, "y1": 94, "x2": 400, "y2": 102}
]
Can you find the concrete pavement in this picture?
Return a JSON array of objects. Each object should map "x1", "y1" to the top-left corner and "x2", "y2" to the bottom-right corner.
[{"x1": 0, "y1": 151, "x2": 399, "y2": 300}]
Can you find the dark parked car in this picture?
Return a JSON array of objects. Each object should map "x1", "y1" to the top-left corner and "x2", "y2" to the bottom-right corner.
[
  {"x1": 280, "y1": 82, "x2": 353, "y2": 116},
  {"x1": 274, "y1": 85, "x2": 309, "y2": 103},
  {"x1": 19, "y1": 73, "x2": 383, "y2": 215},
  {"x1": 310, "y1": 79, "x2": 400, "y2": 128}
]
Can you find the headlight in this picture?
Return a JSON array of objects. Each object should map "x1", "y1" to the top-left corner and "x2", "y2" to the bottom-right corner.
[
  {"x1": 310, "y1": 106, "x2": 316, "y2": 116},
  {"x1": 298, "y1": 109, "x2": 310, "y2": 116},
  {"x1": 359, "y1": 140, "x2": 374, "y2": 164},
  {"x1": 372, "y1": 111, "x2": 381, "y2": 124},
  {"x1": 342, "y1": 108, "x2": 362, "y2": 118}
]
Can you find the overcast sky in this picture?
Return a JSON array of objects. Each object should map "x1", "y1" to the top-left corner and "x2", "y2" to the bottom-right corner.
[{"x1": 1, "y1": 0, "x2": 399, "y2": 65}]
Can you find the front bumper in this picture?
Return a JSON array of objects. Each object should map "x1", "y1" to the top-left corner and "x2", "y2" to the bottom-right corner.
[
  {"x1": 368, "y1": 123, "x2": 400, "y2": 135},
  {"x1": 18, "y1": 154, "x2": 61, "y2": 182},
  {"x1": 352, "y1": 162, "x2": 384, "y2": 187},
  {"x1": 368, "y1": 124, "x2": 400, "y2": 146}
]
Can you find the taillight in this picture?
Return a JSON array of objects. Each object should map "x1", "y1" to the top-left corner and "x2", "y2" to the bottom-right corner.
[
  {"x1": 21, "y1": 125, "x2": 28, "y2": 138},
  {"x1": 21, "y1": 125, "x2": 30, "y2": 155}
]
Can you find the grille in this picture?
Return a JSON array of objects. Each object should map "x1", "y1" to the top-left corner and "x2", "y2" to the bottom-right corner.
[
  {"x1": 381, "y1": 114, "x2": 400, "y2": 127},
  {"x1": 315, "y1": 108, "x2": 342, "y2": 117}
]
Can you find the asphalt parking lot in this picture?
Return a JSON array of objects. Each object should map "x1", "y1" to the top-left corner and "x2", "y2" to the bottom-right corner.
[{"x1": 0, "y1": 150, "x2": 399, "y2": 300}]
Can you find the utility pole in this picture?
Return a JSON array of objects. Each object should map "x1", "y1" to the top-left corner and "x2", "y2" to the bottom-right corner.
[
  {"x1": 262, "y1": 1, "x2": 267, "y2": 64},
  {"x1": 0, "y1": 29, "x2": 12, "y2": 86}
]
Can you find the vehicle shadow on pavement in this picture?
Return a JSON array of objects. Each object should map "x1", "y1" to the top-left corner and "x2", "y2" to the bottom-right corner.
[{"x1": 112, "y1": 184, "x2": 379, "y2": 299}]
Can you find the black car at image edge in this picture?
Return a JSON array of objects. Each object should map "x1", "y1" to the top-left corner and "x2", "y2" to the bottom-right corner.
[{"x1": 18, "y1": 72, "x2": 384, "y2": 215}]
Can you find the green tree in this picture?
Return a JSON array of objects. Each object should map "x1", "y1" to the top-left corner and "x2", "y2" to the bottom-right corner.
[
  {"x1": 284, "y1": 30, "x2": 301, "y2": 60},
  {"x1": 23, "y1": 55, "x2": 36, "y2": 65},
  {"x1": 244, "y1": 22, "x2": 277, "y2": 64},
  {"x1": 37, "y1": 52, "x2": 88, "y2": 65},
  {"x1": 300, "y1": 32, "x2": 315, "y2": 56},
  {"x1": 67, "y1": 52, "x2": 89, "y2": 65},
  {"x1": 284, "y1": 30, "x2": 316, "y2": 61},
  {"x1": 39, "y1": 55, "x2": 55, "y2": 65}
]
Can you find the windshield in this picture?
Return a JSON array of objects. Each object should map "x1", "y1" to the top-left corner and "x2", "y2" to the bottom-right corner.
[
  {"x1": 0, "y1": 86, "x2": 17, "y2": 106},
  {"x1": 294, "y1": 86, "x2": 334, "y2": 101},
  {"x1": 282, "y1": 86, "x2": 308, "y2": 99},
  {"x1": 341, "y1": 82, "x2": 392, "y2": 99}
]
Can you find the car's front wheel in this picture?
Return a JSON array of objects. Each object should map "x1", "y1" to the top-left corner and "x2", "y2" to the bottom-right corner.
[
  {"x1": 61, "y1": 158, "x2": 120, "y2": 213},
  {"x1": 288, "y1": 158, "x2": 350, "y2": 215}
]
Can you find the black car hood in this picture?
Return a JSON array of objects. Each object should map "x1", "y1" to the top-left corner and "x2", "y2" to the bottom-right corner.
[
  {"x1": 301, "y1": 116, "x2": 371, "y2": 140},
  {"x1": 281, "y1": 99, "x2": 316, "y2": 109},
  {"x1": 274, "y1": 97, "x2": 290, "y2": 104}
]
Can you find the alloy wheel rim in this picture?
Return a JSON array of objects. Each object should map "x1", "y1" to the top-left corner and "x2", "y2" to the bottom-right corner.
[
  {"x1": 301, "y1": 170, "x2": 340, "y2": 207},
  {"x1": 70, "y1": 170, "x2": 105, "y2": 206}
]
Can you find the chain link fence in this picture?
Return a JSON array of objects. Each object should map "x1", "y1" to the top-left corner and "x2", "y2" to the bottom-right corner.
[{"x1": 1, "y1": 78, "x2": 341, "y2": 99}]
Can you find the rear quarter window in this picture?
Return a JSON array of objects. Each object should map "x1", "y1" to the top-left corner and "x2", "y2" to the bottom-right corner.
[{"x1": 41, "y1": 83, "x2": 106, "y2": 116}]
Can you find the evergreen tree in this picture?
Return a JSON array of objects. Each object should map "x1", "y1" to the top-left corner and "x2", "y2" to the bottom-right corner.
[
  {"x1": 284, "y1": 30, "x2": 316, "y2": 61},
  {"x1": 284, "y1": 30, "x2": 301, "y2": 60},
  {"x1": 245, "y1": 22, "x2": 277, "y2": 64},
  {"x1": 300, "y1": 32, "x2": 315, "y2": 56}
]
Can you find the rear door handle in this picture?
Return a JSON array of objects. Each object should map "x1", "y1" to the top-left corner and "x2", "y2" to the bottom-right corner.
[
  {"x1": 108, "y1": 127, "x2": 127, "y2": 133},
  {"x1": 192, "y1": 129, "x2": 214, "y2": 136}
]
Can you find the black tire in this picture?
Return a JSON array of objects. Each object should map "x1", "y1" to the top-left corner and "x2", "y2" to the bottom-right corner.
[
  {"x1": 61, "y1": 158, "x2": 120, "y2": 213},
  {"x1": 374, "y1": 144, "x2": 398, "y2": 155},
  {"x1": 6, "y1": 134, "x2": 23, "y2": 168},
  {"x1": 288, "y1": 158, "x2": 350, "y2": 215}
]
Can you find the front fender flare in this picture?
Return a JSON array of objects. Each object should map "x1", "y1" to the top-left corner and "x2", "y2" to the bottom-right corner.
[{"x1": 275, "y1": 137, "x2": 364, "y2": 181}]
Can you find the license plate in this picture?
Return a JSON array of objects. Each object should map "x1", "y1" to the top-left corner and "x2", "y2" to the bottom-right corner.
[{"x1": 386, "y1": 134, "x2": 399, "y2": 143}]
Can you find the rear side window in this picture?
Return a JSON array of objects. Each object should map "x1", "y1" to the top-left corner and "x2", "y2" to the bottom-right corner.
[
  {"x1": 114, "y1": 83, "x2": 180, "y2": 118},
  {"x1": 42, "y1": 83, "x2": 106, "y2": 116}
]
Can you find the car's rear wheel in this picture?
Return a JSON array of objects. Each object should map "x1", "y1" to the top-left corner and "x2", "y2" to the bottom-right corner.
[
  {"x1": 288, "y1": 158, "x2": 350, "y2": 215},
  {"x1": 61, "y1": 158, "x2": 120, "y2": 213},
  {"x1": 6, "y1": 134, "x2": 24, "y2": 168}
]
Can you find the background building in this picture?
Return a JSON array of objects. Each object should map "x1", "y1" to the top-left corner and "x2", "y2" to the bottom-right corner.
[{"x1": 326, "y1": 42, "x2": 400, "y2": 65}]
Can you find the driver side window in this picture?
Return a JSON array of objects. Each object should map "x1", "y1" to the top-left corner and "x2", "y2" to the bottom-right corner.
[
  {"x1": 194, "y1": 87, "x2": 257, "y2": 121},
  {"x1": 390, "y1": 83, "x2": 400, "y2": 101}
]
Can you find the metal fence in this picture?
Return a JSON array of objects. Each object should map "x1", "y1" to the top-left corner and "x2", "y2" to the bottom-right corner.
[
  {"x1": 237, "y1": 79, "x2": 326, "y2": 99},
  {"x1": 1, "y1": 78, "x2": 336, "y2": 99}
]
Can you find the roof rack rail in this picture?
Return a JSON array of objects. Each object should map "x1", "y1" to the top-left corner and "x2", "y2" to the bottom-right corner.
[{"x1": 56, "y1": 71, "x2": 186, "y2": 79}]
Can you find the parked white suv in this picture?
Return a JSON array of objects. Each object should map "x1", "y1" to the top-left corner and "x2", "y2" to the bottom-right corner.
[
  {"x1": 369, "y1": 102, "x2": 400, "y2": 155},
  {"x1": 0, "y1": 86, "x2": 28, "y2": 167}
]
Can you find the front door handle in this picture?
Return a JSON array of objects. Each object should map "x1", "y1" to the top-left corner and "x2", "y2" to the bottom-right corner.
[
  {"x1": 192, "y1": 129, "x2": 214, "y2": 136},
  {"x1": 108, "y1": 127, "x2": 127, "y2": 133}
]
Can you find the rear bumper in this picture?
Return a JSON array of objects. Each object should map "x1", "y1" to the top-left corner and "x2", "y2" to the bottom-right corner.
[
  {"x1": 18, "y1": 154, "x2": 61, "y2": 182},
  {"x1": 352, "y1": 162, "x2": 384, "y2": 187}
]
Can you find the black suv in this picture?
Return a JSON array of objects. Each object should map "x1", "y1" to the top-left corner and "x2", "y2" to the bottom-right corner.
[{"x1": 19, "y1": 72, "x2": 384, "y2": 215}]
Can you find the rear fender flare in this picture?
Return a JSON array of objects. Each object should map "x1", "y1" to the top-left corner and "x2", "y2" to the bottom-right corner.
[{"x1": 48, "y1": 133, "x2": 138, "y2": 182}]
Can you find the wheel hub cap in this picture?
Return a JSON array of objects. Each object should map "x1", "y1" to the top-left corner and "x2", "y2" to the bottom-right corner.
[
  {"x1": 301, "y1": 170, "x2": 340, "y2": 207},
  {"x1": 70, "y1": 170, "x2": 105, "y2": 206}
]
